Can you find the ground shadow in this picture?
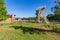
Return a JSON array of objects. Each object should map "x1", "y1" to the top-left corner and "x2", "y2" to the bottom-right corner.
[{"x1": 10, "y1": 26, "x2": 53, "y2": 34}]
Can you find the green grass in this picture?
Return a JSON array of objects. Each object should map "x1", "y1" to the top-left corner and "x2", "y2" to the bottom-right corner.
[
  {"x1": 0, "y1": 29, "x2": 54, "y2": 40},
  {"x1": 1, "y1": 22, "x2": 35, "y2": 27},
  {"x1": 0, "y1": 22, "x2": 57, "y2": 40}
]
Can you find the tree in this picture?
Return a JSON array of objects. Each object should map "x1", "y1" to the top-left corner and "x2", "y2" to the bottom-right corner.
[
  {"x1": 53, "y1": 0, "x2": 60, "y2": 21},
  {"x1": 47, "y1": 14, "x2": 54, "y2": 20},
  {"x1": 0, "y1": 0, "x2": 7, "y2": 21},
  {"x1": 47, "y1": 0, "x2": 60, "y2": 21}
]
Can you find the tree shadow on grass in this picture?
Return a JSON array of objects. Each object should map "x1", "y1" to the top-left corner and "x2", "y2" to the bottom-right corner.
[{"x1": 10, "y1": 26, "x2": 53, "y2": 34}]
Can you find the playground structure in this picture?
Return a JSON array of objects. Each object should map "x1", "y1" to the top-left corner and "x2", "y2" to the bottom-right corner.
[{"x1": 35, "y1": 6, "x2": 49, "y2": 24}]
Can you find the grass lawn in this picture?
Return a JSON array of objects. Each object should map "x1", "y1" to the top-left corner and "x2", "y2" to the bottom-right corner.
[{"x1": 0, "y1": 22, "x2": 59, "y2": 40}]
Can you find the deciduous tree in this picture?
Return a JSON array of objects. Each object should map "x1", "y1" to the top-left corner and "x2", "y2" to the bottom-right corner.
[{"x1": 0, "y1": 0, "x2": 7, "y2": 21}]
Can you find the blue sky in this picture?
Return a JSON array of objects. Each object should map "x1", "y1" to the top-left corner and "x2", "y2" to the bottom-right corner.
[{"x1": 4, "y1": 0, "x2": 55, "y2": 18}]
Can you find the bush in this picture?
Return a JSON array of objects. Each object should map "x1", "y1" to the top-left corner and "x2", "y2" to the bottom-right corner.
[
  {"x1": 42, "y1": 24, "x2": 60, "y2": 33},
  {"x1": 53, "y1": 26, "x2": 60, "y2": 33},
  {"x1": 42, "y1": 24, "x2": 56, "y2": 28}
]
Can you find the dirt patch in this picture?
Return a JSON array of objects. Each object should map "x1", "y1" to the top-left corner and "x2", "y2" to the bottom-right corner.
[
  {"x1": 48, "y1": 32, "x2": 60, "y2": 40},
  {"x1": 33, "y1": 24, "x2": 52, "y2": 31},
  {"x1": 0, "y1": 26, "x2": 15, "y2": 30}
]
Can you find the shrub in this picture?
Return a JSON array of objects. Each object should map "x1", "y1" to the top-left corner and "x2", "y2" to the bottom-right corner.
[
  {"x1": 42, "y1": 24, "x2": 60, "y2": 33},
  {"x1": 53, "y1": 26, "x2": 60, "y2": 33}
]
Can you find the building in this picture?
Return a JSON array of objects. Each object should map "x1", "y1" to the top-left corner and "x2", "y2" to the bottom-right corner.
[{"x1": 0, "y1": 14, "x2": 15, "y2": 23}]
